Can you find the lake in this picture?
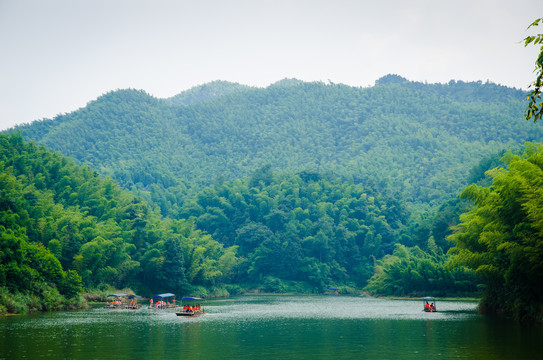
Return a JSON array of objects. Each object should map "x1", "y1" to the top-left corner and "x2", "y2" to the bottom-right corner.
[{"x1": 1, "y1": 295, "x2": 541, "y2": 359}]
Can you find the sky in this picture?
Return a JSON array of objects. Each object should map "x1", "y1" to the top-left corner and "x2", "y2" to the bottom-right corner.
[{"x1": 1, "y1": 0, "x2": 542, "y2": 131}]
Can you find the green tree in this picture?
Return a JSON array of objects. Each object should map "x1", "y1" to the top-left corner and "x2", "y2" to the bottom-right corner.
[
  {"x1": 525, "y1": 18, "x2": 543, "y2": 122},
  {"x1": 162, "y1": 238, "x2": 190, "y2": 294},
  {"x1": 448, "y1": 144, "x2": 543, "y2": 322},
  {"x1": 365, "y1": 244, "x2": 477, "y2": 297}
]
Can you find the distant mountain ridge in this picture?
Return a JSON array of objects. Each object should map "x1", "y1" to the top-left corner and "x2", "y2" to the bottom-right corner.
[
  {"x1": 8, "y1": 76, "x2": 541, "y2": 216},
  {"x1": 163, "y1": 80, "x2": 254, "y2": 106}
]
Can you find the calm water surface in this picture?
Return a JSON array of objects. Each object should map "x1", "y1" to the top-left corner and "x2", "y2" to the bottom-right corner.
[{"x1": 1, "y1": 295, "x2": 542, "y2": 359}]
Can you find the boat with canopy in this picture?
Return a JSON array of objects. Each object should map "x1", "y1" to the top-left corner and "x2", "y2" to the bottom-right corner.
[
  {"x1": 104, "y1": 293, "x2": 128, "y2": 308},
  {"x1": 326, "y1": 287, "x2": 339, "y2": 295},
  {"x1": 176, "y1": 297, "x2": 204, "y2": 316},
  {"x1": 151, "y1": 293, "x2": 177, "y2": 309},
  {"x1": 126, "y1": 294, "x2": 142, "y2": 309},
  {"x1": 423, "y1": 296, "x2": 437, "y2": 312}
]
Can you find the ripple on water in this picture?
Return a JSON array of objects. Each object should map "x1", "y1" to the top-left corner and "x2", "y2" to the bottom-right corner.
[
  {"x1": 190, "y1": 296, "x2": 479, "y2": 324},
  {"x1": 2, "y1": 296, "x2": 479, "y2": 332}
]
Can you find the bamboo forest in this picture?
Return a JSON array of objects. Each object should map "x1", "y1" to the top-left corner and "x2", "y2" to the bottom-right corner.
[{"x1": 2, "y1": 74, "x2": 543, "y2": 322}]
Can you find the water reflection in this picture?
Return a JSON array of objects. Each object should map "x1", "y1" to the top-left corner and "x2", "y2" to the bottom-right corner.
[
  {"x1": 1, "y1": 295, "x2": 541, "y2": 360},
  {"x1": 203, "y1": 295, "x2": 478, "y2": 321}
]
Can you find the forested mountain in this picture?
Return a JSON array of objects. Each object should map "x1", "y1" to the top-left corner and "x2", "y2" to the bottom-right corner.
[
  {"x1": 0, "y1": 134, "x2": 239, "y2": 313},
  {"x1": 181, "y1": 168, "x2": 403, "y2": 290},
  {"x1": 0, "y1": 133, "x2": 477, "y2": 313},
  {"x1": 11, "y1": 76, "x2": 541, "y2": 218},
  {"x1": 176, "y1": 166, "x2": 479, "y2": 295},
  {"x1": 4, "y1": 76, "x2": 543, "y2": 319}
]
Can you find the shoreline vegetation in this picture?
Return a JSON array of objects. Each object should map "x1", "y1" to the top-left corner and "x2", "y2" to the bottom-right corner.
[
  {"x1": 0, "y1": 286, "x2": 87, "y2": 315},
  {"x1": 1, "y1": 283, "x2": 481, "y2": 316}
]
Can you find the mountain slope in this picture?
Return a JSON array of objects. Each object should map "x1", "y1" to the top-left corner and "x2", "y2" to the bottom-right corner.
[
  {"x1": 0, "y1": 133, "x2": 239, "y2": 311},
  {"x1": 163, "y1": 80, "x2": 254, "y2": 106},
  {"x1": 10, "y1": 76, "x2": 541, "y2": 216}
]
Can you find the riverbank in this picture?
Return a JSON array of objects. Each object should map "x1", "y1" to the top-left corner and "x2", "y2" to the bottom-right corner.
[{"x1": 0, "y1": 286, "x2": 87, "y2": 315}]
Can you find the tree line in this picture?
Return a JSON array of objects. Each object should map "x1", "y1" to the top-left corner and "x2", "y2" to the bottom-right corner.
[{"x1": 11, "y1": 77, "x2": 536, "y2": 219}]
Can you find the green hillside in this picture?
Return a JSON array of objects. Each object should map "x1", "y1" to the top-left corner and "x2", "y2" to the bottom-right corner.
[
  {"x1": 0, "y1": 133, "x2": 478, "y2": 313},
  {"x1": 177, "y1": 167, "x2": 479, "y2": 294},
  {"x1": 0, "y1": 133, "x2": 239, "y2": 313},
  {"x1": 5, "y1": 75, "x2": 543, "y2": 316},
  {"x1": 12, "y1": 76, "x2": 541, "y2": 218}
]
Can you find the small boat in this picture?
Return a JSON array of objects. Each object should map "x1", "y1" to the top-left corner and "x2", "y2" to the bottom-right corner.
[
  {"x1": 151, "y1": 293, "x2": 177, "y2": 309},
  {"x1": 423, "y1": 296, "x2": 437, "y2": 312},
  {"x1": 125, "y1": 294, "x2": 142, "y2": 309},
  {"x1": 176, "y1": 297, "x2": 204, "y2": 316},
  {"x1": 104, "y1": 293, "x2": 128, "y2": 308},
  {"x1": 325, "y1": 287, "x2": 339, "y2": 295}
]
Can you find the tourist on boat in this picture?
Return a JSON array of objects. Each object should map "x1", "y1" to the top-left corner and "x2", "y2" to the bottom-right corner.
[
  {"x1": 430, "y1": 303, "x2": 435, "y2": 312},
  {"x1": 425, "y1": 302, "x2": 429, "y2": 311}
]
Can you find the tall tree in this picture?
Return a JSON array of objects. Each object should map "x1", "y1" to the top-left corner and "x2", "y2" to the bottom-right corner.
[
  {"x1": 162, "y1": 238, "x2": 190, "y2": 294},
  {"x1": 448, "y1": 144, "x2": 543, "y2": 322}
]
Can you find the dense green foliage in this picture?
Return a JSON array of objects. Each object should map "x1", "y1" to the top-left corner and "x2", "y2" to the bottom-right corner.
[
  {"x1": 0, "y1": 134, "x2": 239, "y2": 313},
  {"x1": 448, "y1": 144, "x2": 543, "y2": 321},
  {"x1": 179, "y1": 167, "x2": 481, "y2": 294},
  {"x1": 12, "y1": 77, "x2": 539, "y2": 217},
  {"x1": 5, "y1": 76, "x2": 543, "y2": 318},
  {"x1": 180, "y1": 168, "x2": 406, "y2": 290},
  {"x1": 524, "y1": 18, "x2": 543, "y2": 122},
  {"x1": 0, "y1": 132, "x2": 481, "y2": 308},
  {"x1": 364, "y1": 244, "x2": 477, "y2": 297}
]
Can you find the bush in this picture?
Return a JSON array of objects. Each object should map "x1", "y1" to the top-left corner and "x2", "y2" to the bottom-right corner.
[
  {"x1": 65, "y1": 294, "x2": 87, "y2": 310},
  {"x1": 0, "y1": 283, "x2": 87, "y2": 314},
  {"x1": 262, "y1": 276, "x2": 288, "y2": 293},
  {"x1": 189, "y1": 286, "x2": 207, "y2": 298},
  {"x1": 39, "y1": 284, "x2": 64, "y2": 311},
  {"x1": 225, "y1": 284, "x2": 243, "y2": 295},
  {"x1": 207, "y1": 286, "x2": 230, "y2": 298}
]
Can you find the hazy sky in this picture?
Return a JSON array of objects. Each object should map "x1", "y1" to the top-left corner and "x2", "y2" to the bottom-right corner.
[{"x1": 1, "y1": 0, "x2": 542, "y2": 130}]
